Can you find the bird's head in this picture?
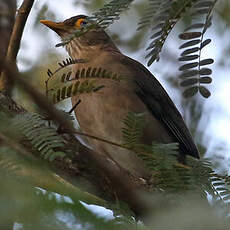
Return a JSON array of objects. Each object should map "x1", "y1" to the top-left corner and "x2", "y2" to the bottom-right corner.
[
  {"x1": 40, "y1": 15, "x2": 91, "y2": 38},
  {"x1": 40, "y1": 15, "x2": 119, "y2": 59}
]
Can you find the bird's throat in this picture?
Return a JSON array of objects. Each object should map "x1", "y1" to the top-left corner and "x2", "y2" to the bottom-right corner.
[
  {"x1": 66, "y1": 37, "x2": 120, "y2": 61},
  {"x1": 66, "y1": 39, "x2": 94, "y2": 60}
]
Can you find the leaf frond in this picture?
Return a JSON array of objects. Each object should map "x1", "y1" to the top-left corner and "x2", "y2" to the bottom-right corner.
[
  {"x1": 90, "y1": 0, "x2": 134, "y2": 28},
  {"x1": 122, "y1": 111, "x2": 146, "y2": 148},
  {"x1": 12, "y1": 113, "x2": 67, "y2": 161},
  {"x1": 144, "y1": 0, "x2": 197, "y2": 66},
  {"x1": 178, "y1": 0, "x2": 217, "y2": 98},
  {"x1": 56, "y1": 0, "x2": 134, "y2": 47},
  {"x1": 46, "y1": 64, "x2": 123, "y2": 104}
]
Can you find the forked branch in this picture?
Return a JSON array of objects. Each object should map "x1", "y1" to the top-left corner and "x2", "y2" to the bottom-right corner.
[{"x1": 0, "y1": 0, "x2": 35, "y2": 94}]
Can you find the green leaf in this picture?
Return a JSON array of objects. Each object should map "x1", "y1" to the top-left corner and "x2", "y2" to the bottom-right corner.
[{"x1": 182, "y1": 86, "x2": 199, "y2": 98}]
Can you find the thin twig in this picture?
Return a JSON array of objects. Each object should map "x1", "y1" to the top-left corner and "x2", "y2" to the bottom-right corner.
[
  {"x1": 0, "y1": 0, "x2": 35, "y2": 94},
  {"x1": 74, "y1": 129, "x2": 133, "y2": 152},
  {"x1": 7, "y1": 0, "x2": 35, "y2": 62},
  {"x1": 69, "y1": 100, "x2": 81, "y2": 114},
  {"x1": 0, "y1": 0, "x2": 16, "y2": 76}
]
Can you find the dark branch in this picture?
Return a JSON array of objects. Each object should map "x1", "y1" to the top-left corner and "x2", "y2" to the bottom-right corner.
[
  {"x1": 0, "y1": 58, "x2": 151, "y2": 218},
  {"x1": 69, "y1": 100, "x2": 81, "y2": 114},
  {"x1": 6, "y1": 0, "x2": 35, "y2": 61},
  {"x1": 0, "y1": 0, "x2": 16, "y2": 75},
  {"x1": 0, "y1": 0, "x2": 35, "y2": 94}
]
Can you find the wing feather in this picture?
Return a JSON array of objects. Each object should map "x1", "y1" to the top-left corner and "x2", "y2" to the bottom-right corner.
[{"x1": 122, "y1": 56, "x2": 199, "y2": 159}]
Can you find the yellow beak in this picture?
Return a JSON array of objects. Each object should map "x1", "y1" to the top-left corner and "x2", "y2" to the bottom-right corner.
[{"x1": 40, "y1": 20, "x2": 69, "y2": 35}]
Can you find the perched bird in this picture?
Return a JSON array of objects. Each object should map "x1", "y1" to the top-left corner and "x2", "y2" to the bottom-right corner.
[{"x1": 41, "y1": 15, "x2": 199, "y2": 178}]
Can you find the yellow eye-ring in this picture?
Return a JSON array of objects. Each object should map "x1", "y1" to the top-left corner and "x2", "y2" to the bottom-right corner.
[{"x1": 75, "y1": 18, "x2": 86, "y2": 27}]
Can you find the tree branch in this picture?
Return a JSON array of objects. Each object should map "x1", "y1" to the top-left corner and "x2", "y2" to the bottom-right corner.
[
  {"x1": 0, "y1": 129, "x2": 107, "y2": 208},
  {"x1": 6, "y1": 0, "x2": 35, "y2": 62},
  {"x1": 0, "y1": 0, "x2": 16, "y2": 76},
  {"x1": 0, "y1": 0, "x2": 35, "y2": 94},
  {"x1": 0, "y1": 58, "x2": 152, "y2": 218}
]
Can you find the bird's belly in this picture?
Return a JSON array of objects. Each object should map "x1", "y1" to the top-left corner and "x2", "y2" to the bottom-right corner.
[{"x1": 72, "y1": 79, "x2": 173, "y2": 178}]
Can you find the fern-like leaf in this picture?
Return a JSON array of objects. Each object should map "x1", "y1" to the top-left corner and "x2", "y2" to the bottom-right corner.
[
  {"x1": 178, "y1": 0, "x2": 217, "y2": 98},
  {"x1": 120, "y1": 112, "x2": 230, "y2": 200},
  {"x1": 144, "y1": 0, "x2": 196, "y2": 66},
  {"x1": 52, "y1": 79, "x2": 105, "y2": 104},
  {"x1": 122, "y1": 112, "x2": 146, "y2": 148},
  {"x1": 121, "y1": 111, "x2": 180, "y2": 172},
  {"x1": 46, "y1": 64, "x2": 123, "y2": 104},
  {"x1": 56, "y1": 0, "x2": 134, "y2": 47},
  {"x1": 46, "y1": 58, "x2": 86, "y2": 81},
  {"x1": 137, "y1": 0, "x2": 162, "y2": 30},
  {"x1": 90, "y1": 0, "x2": 134, "y2": 28},
  {"x1": 13, "y1": 113, "x2": 67, "y2": 161}
]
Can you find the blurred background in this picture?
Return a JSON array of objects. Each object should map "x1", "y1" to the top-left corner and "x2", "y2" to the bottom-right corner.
[{"x1": 15, "y1": 0, "x2": 230, "y2": 174}]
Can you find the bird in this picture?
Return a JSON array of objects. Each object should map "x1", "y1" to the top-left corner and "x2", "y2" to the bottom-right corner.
[{"x1": 40, "y1": 15, "x2": 199, "y2": 178}]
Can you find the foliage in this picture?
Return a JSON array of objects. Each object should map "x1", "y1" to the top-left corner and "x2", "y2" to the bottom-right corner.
[
  {"x1": 2, "y1": 0, "x2": 230, "y2": 229},
  {"x1": 56, "y1": 0, "x2": 135, "y2": 47},
  {"x1": 142, "y1": 0, "x2": 193, "y2": 66},
  {"x1": 2, "y1": 107, "x2": 230, "y2": 228},
  {"x1": 0, "y1": 173, "x2": 130, "y2": 230},
  {"x1": 178, "y1": 0, "x2": 216, "y2": 98},
  {"x1": 137, "y1": 0, "x2": 216, "y2": 98},
  {"x1": 90, "y1": 0, "x2": 135, "y2": 28},
  {"x1": 0, "y1": 111, "x2": 135, "y2": 229},
  {"x1": 122, "y1": 111, "x2": 146, "y2": 148},
  {"x1": 121, "y1": 111, "x2": 230, "y2": 216},
  {"x1": 45, "y1": 58, "x2": 123, "y2": 104},
  {"x1": 54, "y1": 0, "x2": 216, "y2": 98},
  {"x1": 13, "y1": 112, "x2": 68, "y2": 161}
]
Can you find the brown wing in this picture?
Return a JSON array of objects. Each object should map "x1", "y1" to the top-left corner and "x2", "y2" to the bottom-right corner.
[{"x1": 122, "y1": 56, "x2": 199, "y2": 159}]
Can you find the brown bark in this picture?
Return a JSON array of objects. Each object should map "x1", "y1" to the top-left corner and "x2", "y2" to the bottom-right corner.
[
  {"x1": 0, "y1": 0, "x2": 35, "y2": 94},
  {"x1": 0, "y1": 0, "x2": 16, "y2": 75}
]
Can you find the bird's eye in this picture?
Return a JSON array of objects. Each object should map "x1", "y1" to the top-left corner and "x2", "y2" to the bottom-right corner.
[{"x1": 75, "y1": 18, "x2": 87, "y2": 28}]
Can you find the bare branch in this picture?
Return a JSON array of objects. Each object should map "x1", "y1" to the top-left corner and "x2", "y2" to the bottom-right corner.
[
  {"x1": 0, "y1": 0, "x2": 16, "y2": 75},
  {"x1": 0, "y1": 0, "x2": 35, "y2": 94}
]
